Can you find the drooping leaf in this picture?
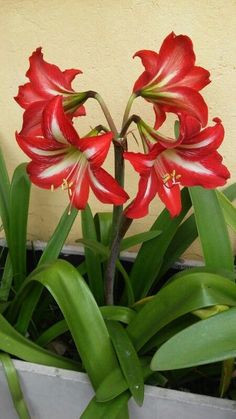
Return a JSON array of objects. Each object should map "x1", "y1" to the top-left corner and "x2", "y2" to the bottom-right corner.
[
  {"x1": 16, "y1": 260, "x2": 119, "y2": 389},
  {"x1": 151, "y1": 307, "x2": 236, "y2": 370},
  {"x1": 0, "y1": 313, "x2": 79, "y2": 370},
  {"x1": 0, "y1": 252, "x2": 13, "y2": 302},
  {"x1": 81, "y1": 393, "x2": 130, "y2": 419},
  {"x1": 106, "y1": 320, "x2": 144, "y2": 406},
  {"x1": 127, "y1": 272, "x2": 236, "y2": 351}
]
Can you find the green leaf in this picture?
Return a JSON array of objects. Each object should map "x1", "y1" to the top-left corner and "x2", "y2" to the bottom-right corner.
[
  {"x1": 0, "y1": 353, "x2": 31, "y2": 419},
  {"x1": 120, "y1": 230, "x2": 161, "y2": 252},
  {"x1": 189, "y1": 187, "x2": 234, "y2": 272},
  {"x1": 81, "y1": 393, "x2": 130, "y2": 419},
  {"x1": 223, "y1": 183, "x2": 236, "y2": 201},
  {"x1": 127, "y1": 271, "x2": 236, "y2": 351},
  {"x1": 36, "y1": 306, "x2": 136, "y2": 348},
  {"x1": 217, "y1": 190, "x2": 236, "y2": 233},
  {"x1": 219, "y1": 358, "x2": 234, "y2": 397},
  {"x1": 8, "y1": 164, "x2": 31, "y2": 290},
  {"x1": 158, "y1": 214, "x2": 198, "y2": 279},
  {"x1": 106, "y1": 320, "x2": 144, "y2": 406},
  {"x1": 0, "y1": 252, "x2": 13, "y2": 302},
  {"x1": 130, "y1": 188, "x2": 192, "y2": 299},
  {"x1": 0, "y1": 313, "x2": 78, "y2": 370},
  {"x1": 39, "y1": 205, "x2": 78, "y2": 266},
  {"x1": 13, "y1": 205, "x2": 78, "y2": 334},
  {"x1": 100, "y1": 306, "x2": 136, "y2": 324},
  {"x1": 19, "y1": 260, "x2": 119, "y2": 389},
  {"x1": 94, "y1": 212, "x2": 113, "y2": 246},
  {"x1": 96, "y1": 357, "x2": 151, "y2": 402},
  {"x1": 81, "y1": 205, "x2": 104, "y2": 304},
  {"x1": 36, "y1": 319, "x2": 68, "y2": 347},
  {"x1": 151, "y1": 307, "x2": 236, "y2": 370},
  {"x1": 0, "y1": 147, "x2": 10, "y2": 240}
]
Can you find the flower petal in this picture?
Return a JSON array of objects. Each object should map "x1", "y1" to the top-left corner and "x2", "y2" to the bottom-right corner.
[
  {"x1": 42, "y1": 96, "x2": 80, "y2": 145},
  {"x1": 154, "y1": 86, "x2": 208, "y2": 126},
  {"x1": 179, "y1": 119, "x2": 224, "y2": 158},
  {"x1": 156, "y1": 181, "x2": 182, "y2": 217},
  {"x1": 27, "y1": 150, "x2": 81, "y2": 188},
  {"x1": 133, "y1": 50, "x2": 160, "y2": 92},
  {"x1": 89, "y1": 168, "x2": 129, "y2": 205},
  {"x1": 177, "y1": 66, "x2": 210, "y2": 90},
  {"x1": 124, "y1": 151, "x2": 156, "y2": 173},
  {"x1": 157, "y1": 149, "x2": 230, "y2": 188},
  {"x1": 19, "y1": 101, "x2": 46, "y2": 136},
  {"x1": 156, "y1": 32, "x2": 195, "y2": 87},
  {"x1": 125, "y1": 170, "x2": 158, "y2": 218},
  {"x1": 78, "y1": 132, "x2": 113, "y2": 167},
  {"x1": 26, "y1": 48, "x2": 81, "y2": 96},
  {"x1": 69, "y1": 167, "x2": 90, "y2": 210},
  {"x1": 15, "y1": 83, "x2": 46, "y2": 109},
  {"x1": 16, "y1": 132, "x2": 67, "y2": 162}
]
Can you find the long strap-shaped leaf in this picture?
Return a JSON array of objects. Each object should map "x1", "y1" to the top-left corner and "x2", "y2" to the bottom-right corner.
[
  {"x1": 0, "y1": 353, "x2": 31, "y2": 419},
  {"x1": 10, "y1": 206, "x2": 78, "y2": 335},
  {"x1": 8, "y1": 164, "x2": 31, "y2": 290},
  {"x1": 217, "y1": 190, "x2": 236, "y2": 233},
  {"x1": 81, "y1": 393, "x2": 130, "y2": 419},
  {"x1": 17, "y1": 260, "x2": 119, "y2": 390},
  {"x1": 0, "y1": 147, "x2": 10, "y2": 239},
  {"x1": 151, "y1": 307, "x2": 236, "y2": 371},
  {"x1": 127, "y1": 272, "x2": 236, "y2": 351},
  {"x1": 106, "y1": 320, "x2": 144, "y2": 406},
  {"x1": 130, "y1": 188, "x2": 192, "y2": 299},
  {"x1": 189, "y1": 187, "x2": 234, "y2": 273},
  {"x1": 0, "y1": 313, "x2": 78, "y2": 370}
]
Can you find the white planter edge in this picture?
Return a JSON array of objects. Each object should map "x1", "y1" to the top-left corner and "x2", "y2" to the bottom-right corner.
[{"x1": 0, "y1": 360, "x2": 236, "y2": 419}]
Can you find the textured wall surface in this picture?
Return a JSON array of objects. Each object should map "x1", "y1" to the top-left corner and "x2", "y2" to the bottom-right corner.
[{"x1": 0, "y1": 0, "x2": 235, "y2": 258}]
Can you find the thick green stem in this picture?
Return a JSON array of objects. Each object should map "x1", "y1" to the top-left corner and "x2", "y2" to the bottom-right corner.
[
  {"x1": 105, "y1": 216, "x2": 133, "y2": 305},
  {"x1": 91, "y1": 92, "x2": 136, "y2": 304}
]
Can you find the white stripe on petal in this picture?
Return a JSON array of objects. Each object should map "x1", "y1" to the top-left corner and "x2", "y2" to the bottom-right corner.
[
  {"x1": 51, "y1": 116, "x2": 68, "y2": 144},
  {"x1": 88, "y1": 169, "x2": 110, "y2": 193},
  {"x1": 30, "y1": 146, "x2": 66, "y2": 157},
  {"x1": 163, "y1": 150, "x2": 213, "y2": 175},
  {"x1": 84, "y1": 146, "x2": 96, "y2": 159},
  {"x1": 39, "y1": 150, "x2": 80, "y2": 179},
  {"x1": 180, "y1": 138, "x2": 212, "y2": 149}
]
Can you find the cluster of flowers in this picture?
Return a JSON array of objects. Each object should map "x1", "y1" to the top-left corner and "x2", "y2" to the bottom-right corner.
[{"x1": 15, "y1": 33, "x2": 229, "y2": 218}]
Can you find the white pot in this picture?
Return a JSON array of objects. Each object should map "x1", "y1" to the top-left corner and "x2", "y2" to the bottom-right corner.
[{"x1": 0, "y1": 360, "x2": 235, "y2": 419}]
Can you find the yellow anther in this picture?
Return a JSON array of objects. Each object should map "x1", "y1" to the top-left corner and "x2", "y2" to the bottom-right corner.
[{"x1": 50, "y1": 184, "x2": 54, "y2": 192}]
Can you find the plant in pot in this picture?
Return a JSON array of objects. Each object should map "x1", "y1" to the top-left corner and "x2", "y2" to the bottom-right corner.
[{"x1": 0, "y1": 32, "x2": 236, "y2": 418}]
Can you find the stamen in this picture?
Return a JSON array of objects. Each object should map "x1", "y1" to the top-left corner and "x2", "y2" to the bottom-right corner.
[
  {"x1": 162, "y1": 170, "x2": 181, "y2": 188},
  {"x1": 50, "y1": 184, "x2": 54, "y2": 192}
]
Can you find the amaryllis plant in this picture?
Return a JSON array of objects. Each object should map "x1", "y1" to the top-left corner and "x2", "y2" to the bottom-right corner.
[{"x1": 0, "y1": 33, "x2": 236, "y2": 419}]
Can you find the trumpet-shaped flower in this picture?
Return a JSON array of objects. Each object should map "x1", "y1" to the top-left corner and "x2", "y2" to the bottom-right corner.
[
  {"x1": 124, "y1": 117, "x2": 229, "y2": 218},
  {"x1": 15, "y1": 48, "x2": 86, "y2": 136},
  {"x1": 16, "y1": 96, "x2": 129, "y2": 210},
  {"x1": 133, "y1": 32, "x2": 210, "y2": 128}
]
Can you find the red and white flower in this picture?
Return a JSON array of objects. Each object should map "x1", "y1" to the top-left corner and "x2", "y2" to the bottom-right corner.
[
  {"x1": 124, "y1": 116, "x2": 230, "y2": 218},
  {"x1": 16, "y1": 96, "x2": 129, "y2": 210},
  {"x1": 133, "y1": 32, "x2": 210, "y2": 128},
  {"x1": 15, "y1": 48, "x2": 86, "y2": 136}
]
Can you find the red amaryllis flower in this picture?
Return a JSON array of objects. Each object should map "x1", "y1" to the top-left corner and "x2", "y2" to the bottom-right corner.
[
  {"x1": 124, "y1": 117, "x2": 230, "y2": 218},
  {"x1": 15, "y1": 48, "x2": 86, "y2": 136},
  {"x1": 16, "y1": 96, "x2": 129, "y2": 210},
  {"x1": 133, "y1": 32, "x2": 210, "y2": 128}
]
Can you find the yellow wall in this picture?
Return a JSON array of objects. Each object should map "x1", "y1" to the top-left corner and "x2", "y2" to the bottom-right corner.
[{"x1": 0, "y1": 0, "x2": 235, "y2": 259}]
